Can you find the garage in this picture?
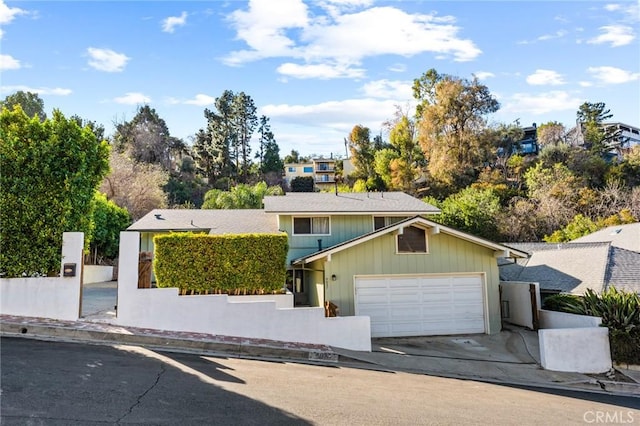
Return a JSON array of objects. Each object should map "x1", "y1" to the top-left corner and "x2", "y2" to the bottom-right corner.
[{"x1": 354, "y1": 274, "x2": 486, "y2": 338}]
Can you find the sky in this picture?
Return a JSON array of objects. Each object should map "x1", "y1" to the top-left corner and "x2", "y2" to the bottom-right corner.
[{"x1": 1, "y1": 0, "x2": 639, "y2": 158}]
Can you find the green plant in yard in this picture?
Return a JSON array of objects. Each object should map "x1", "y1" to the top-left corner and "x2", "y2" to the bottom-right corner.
[
  {"x1": 153, "y1": 232, "x2": 288, "y2": 295},
  {"x1": 542, "y1": 293, "x2": 583, "y2": 312}
]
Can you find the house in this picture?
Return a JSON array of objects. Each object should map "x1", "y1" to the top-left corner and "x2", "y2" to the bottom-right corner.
[
  {"x1": 129, "y1": 191, "x2": 529, "y2": 338},
  {"x1": 500, "y1": 223, "x2": 640, "y2": 298},
  {"x1": 283, "y1": 157, "x2": 338, "y2": 190}
]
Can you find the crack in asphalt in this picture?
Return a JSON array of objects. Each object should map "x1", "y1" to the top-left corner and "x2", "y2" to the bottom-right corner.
[{"x1": 116, "y1": 362, "x2": 166, "y2": 424}]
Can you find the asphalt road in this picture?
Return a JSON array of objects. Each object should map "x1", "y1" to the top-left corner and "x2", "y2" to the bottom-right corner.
[{"x1": 1, "y1": 337, "x2": 638, "y2": 425}]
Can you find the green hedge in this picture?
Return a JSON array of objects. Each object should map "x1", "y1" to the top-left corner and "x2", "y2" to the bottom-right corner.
[{"x1": 153, "y1": 232, "x2": 288, "y2": 295}]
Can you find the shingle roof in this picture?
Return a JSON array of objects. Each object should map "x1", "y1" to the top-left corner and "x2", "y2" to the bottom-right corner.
[
  {"x1": 263, "y1": 192, "x2": 440, "y2": 214},
  {"x1": 605, "y1": 247, "x2": 640, "y2": 293},
  {"x1": 499, "y1": 242, "x2": 610, "y2": 294},
  {"x1": 571, "y1": 222, "x2": 640, "y2": 253},
  {"x1": 127, "y1": 209, "x2": 280, "y2": 234}
]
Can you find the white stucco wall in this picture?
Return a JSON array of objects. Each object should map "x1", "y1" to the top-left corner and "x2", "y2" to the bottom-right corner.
[
  {"x1": 83, "y1": 265, "x2": 114, "y2": 284},
  {"x1": 539, "y1": 327, "x2": 612, "y2": 373},
  {"x1": 500, "y1": 281, "x2": 540, "y2": 329},
  {"x1": 539, "y1": 309, "x2": 602, "y2": 329},
  {"x1": 0, "y1": 232, "x2": 83, "y2": 321},
  {"x1": 116, "y1": 232, "x2": 371, "y2": 351}
]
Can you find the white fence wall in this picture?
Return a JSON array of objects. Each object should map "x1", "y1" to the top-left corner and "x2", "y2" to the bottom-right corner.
[
  {"x1": 539, "y1": 327, "x2": 611, "y2": 373},
  {"x1": 83, "y1": 265, "x2": 114, "y2": 284},
  {"x1": 500, "y1": 281, "x2": 540, "y2": 329},
  {"x1": 116, "y1": 232, "x2": 371, "y2": 351},
  {"x1": 0, "y1": 232, "x2": 83, "y2": 321},
  {"x1": 539, "y1": 309, "x2": 602, "y2": 329}
]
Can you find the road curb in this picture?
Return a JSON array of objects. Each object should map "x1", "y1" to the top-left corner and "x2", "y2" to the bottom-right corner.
[{"x1": 0, "y1": 320, "x2": 338, "y2": 365}]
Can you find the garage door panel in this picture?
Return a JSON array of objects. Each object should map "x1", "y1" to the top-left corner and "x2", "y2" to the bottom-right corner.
[{"x1": 356, "y1": 274, "x2": 485, "y2": 338}]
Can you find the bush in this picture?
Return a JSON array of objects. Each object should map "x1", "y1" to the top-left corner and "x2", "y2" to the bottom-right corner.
[
  {"x1": 153, "y1": 232, "x2": 288, "y2": 295},
  {"x1": 542, "y1": 293, "x2": 582, "y2": 311}
]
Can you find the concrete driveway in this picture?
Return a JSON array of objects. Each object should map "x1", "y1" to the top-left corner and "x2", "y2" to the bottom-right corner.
[{"x1": 81, "y1": 281, "x2": 117, "y2": 321}]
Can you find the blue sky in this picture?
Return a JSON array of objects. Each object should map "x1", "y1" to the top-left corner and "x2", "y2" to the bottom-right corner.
[{"x1": 1, "y1": 0, "x2": 638, "y2": 157}]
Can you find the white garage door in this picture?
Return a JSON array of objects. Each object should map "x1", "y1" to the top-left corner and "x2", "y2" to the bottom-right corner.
[{"x1": 355, "y1": 274, "x2": 486, "y2": 338}]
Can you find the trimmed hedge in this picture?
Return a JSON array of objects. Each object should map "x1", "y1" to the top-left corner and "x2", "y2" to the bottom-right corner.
[{"x1": 153, "y1": 232, "x2": 288, "y2": 295}]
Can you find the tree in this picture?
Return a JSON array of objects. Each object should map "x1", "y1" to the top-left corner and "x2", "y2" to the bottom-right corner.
[
  {"x1": 414, "y1": 69, "x2": 499, "y2": 191},
  {"x1": 348, "y1": 125, "x2": 376, "y2": 180},
  {"x1": 386, "y1": 114, "x2": 423, "y2": 193},
  {"x1": 71, "y1": 115, "x2": 106, "y2": 142},
  {"x1": 201, "y1": 182, "x2": 283, "y2": 209},
  {"x1": 112, "y1": 105, "x2": 185, "y2": 172},
  {"x1": 0, "y1": 106, "x2": 110, "y2": 277},
  {"x1": 1, "y1": 91, "x2": 46, "y2": 121},
  {"x1": 256, "y1": 115, "x2": 283, "y2": 177},
  {"x1": 233, "y1": 92, "x2": 258, "y2": 182},
  {"x1": 427, "y1": 186, "x2": 502, "y2": 240},
  {"x1": 537, "y1": 121, "x2": 566, "y2": 147},
  {"x1": 284, "y1": 149, "x2": 309, "y2": 164},
  {"x1": 88, "y1": 192, "x2": 131, "y2": 263},
  {"x1": 290, "y1": 176, "x2": 315, "y2": 192},
  {"x1": 576, "y1": 101, "x2": 621, "y2": 157},
  {"x1": 100, "y1": 150, "x2": 169, "y2": 220}
]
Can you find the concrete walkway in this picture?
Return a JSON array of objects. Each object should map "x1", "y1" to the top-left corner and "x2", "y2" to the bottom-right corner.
[{"x1": 2, "y1": 281, "x2": 639, "y2": 398}]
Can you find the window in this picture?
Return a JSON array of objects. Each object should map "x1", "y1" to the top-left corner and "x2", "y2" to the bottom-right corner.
[
  {"x1": 293, "y1": 217, "x2": 330, "y2": 235},
  {"x1": 288, "y1": 167, "x2": 296, "y2": 172},
  {"x1": 303, "y1": 166, "x2": 313, "y2": 173},
  {"x1": 373, "y1": 216, "x2": 406, "y2": 230},
  {"x1": 397, "y1": 226, "x2": 427, "y2": 253}
]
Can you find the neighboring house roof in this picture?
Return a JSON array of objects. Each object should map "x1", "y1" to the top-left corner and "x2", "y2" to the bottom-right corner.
[
  {"x1": 605, "y1": 247, "x2": 640, "y2": 293},
  {"x1": 500, "y1": 242, "x2": 610, "y2": 294},
  {"x1": 501, "y1": 230, "x2": 640, "y2": 294},
  {"x1": 127, "y1": 209, "x2": 280, "y2": 234},
  {"x1": 292, "y1": 215, "x2": 528, "y2": 265},
  {"x1": 264, "y1": 192, "x2": 440, "y2": 215},
  {"x1": 570, "y1": 222, "x2": 640, "y2": 253}
]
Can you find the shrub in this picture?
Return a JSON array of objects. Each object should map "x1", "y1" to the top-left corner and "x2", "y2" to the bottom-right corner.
[
  {"x1": 542, "y1": 293, "x2": 582, "y2": 312},
  {"x1": 153, "y1": 232, "x2": 288, "y2": 295}
]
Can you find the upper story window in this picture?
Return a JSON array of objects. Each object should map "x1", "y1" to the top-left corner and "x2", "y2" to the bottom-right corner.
[
  {"x1": 303, "y1": 166, "x2": 313, "y2": 173},
  {"x1": 373, "y1": 216, "x2": 406, "y2": 230},
  {"x1": 288, "y1": 167, "x2": 296, "y2": 172},
  {"x1": 397, "y1": 226, "x2": 427, "y2": 253},
  {"x1": 293, "y1": 216, "x2": 330, "y2": 235}
]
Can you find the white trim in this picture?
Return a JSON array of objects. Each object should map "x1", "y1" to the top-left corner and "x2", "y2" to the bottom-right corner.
[{"x1": 293, "y1": 216, "x2": 528, "y2": 264}]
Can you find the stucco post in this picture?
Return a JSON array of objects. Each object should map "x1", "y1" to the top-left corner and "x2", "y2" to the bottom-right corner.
[
  {"x1": 60, "y1": 232, "x2": 84, "y2": 318},
  {"x1": 116, "y1": 231, "x2": 140, "y2": 321}
]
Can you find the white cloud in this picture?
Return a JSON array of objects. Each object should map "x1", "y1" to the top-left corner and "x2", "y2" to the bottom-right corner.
[
  {"x1": 502, "y1": 91, "x2": 582, "y2": 115},
  {"x1": 0, "y1": 85, "x2": 72, "y2": 96},
  {"x1": 526, "y1": 69, "x2": 565, "y2": 86},
  {"x1": 0, "y1": 1, "x2": 27, "y2": 25},
  {"x1": 162, "y1": 11, "x2": 187, "y2": 33},
  {"x1": 87, "y1": 47, "x2": 130, "y2": 72},
  {"x1": 588, "y1": 25, "x2": 635, "y2": 47},
  {"x1": 518, "y1": 30, "x2": 568, "y2": 45},
  {"x1": 473, "y1": 71, "x2": 495, "y2": 81},
  {"x1": 388, "y1": 63, "x2": 406, "y2": 73},
  {"x1": 361, "y1": 79, "x2": 413, "y2": 99},
  {"x1": 0, "y1": 53, "x2": 20, "y2": 70},
  {"x1": 262, "y1": 97, "x2": 401, "y2": 134},
  {"x1": 184, "y1": 94, "x2": 215, "y2": 106},
  {"x1": 224, "y1": 2, "x2": 481, "y2": 78},
  {"x1": 114, "y1": 92, "x2": 151, "y2": 105},
  {"x1": 587, "y1": 66, "x2": 640, "y2": 84},
  {"x1": 277, "y1": 62, "x2": 365, "y2": 79}
]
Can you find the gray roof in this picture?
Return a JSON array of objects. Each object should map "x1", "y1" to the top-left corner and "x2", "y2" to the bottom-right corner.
[
  {"x1": 263, "y1": 192, "x2": 440, "y2": 214},
  {"x1": 605, "y1": 247, "x2": 640, "y2": 293},
  {"x1": 127, "y1": 209, "x2": 280, "y2": 234},
  {"x1": 500, "y1": 240, "x2": 640, "y2": 294},
  {"x1": 571, "y1": 222, "x2": 640, "y2": 253}
]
